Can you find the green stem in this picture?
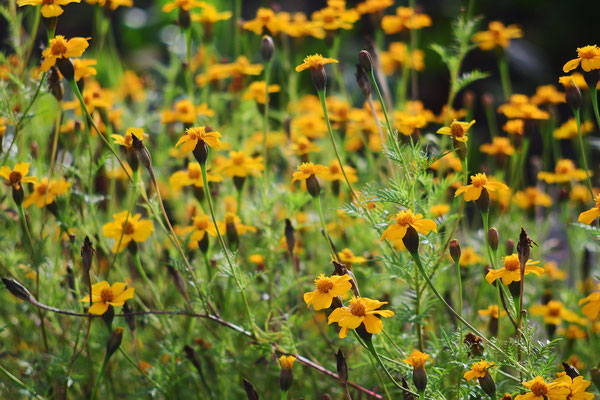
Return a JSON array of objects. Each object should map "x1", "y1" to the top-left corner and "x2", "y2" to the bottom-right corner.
[
  {"x1": 22, "y1": 6, "x2": 42, "y2": 71},
  {"x1": 414, "y1": 264, "x2": 423, "y2": 351},
  {"x1": 589, "y1": 86, "x2": 600, "y2": 130},
  {"x1": 573, "y1": 108, "x2": 595, "y2": 199},
  {"x1": 90, "y1": 355, "x2": 110, "y2": 399},
  {"x1": 0, "y1": 363, "x2": 43, "y2": 399},
  {"x1": 497, "y1": 51, "x2": 512, "y2": 99},
  {"x1": 262, "y1": 60, "x2": 271, "y2": 176},
  {"x1": 363, "y1": 337, "x2": 418, "y2": 397},
  {"x1": 313, "y1": 195, "x2": 336, "y2": 260}
]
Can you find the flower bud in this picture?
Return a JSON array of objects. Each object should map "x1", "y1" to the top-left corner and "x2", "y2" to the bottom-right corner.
[
  {"x1": 478, "y1": 372, "x2": 496, "y2": 398},
  {"x1": 355, "y1": 64, "x2": 371, "y2": 97},
  {"x1": 242, "y1": 378, "x2": 259, "y2": 400},
  {"x1": 2, "y1": 277, "x2": 33, "y2": 302},
  {"x1": 464, "y1": 332, "x2": 484, "y2": 357},
  {"x1": 412, "y1": 365, "x2": 427, "y2": 393},
  {"x1": 167, "y1": 265, "x2": 189, "y2": 303},
  {"x1": 279, "y1": 355, "x2": 296, "y2": 392},
  {"x1": 358, "y1": 50, "x2": 373, "y2": 72},
  {"x1": 562, "y1": 362, "x2": 580, "y2": 379},
  {"x1": 475, "y1": 188, "x2": 490, "y2": 213},
  {"x1": 106, "y1": 326, "x2": 124, "y2": 358},
  {"x1": 336, "y1": 349, "x2": 348, "y2": 384},
  {"x1": 284, "y1": 219, "x2": 295, "y2": 257},
  {"x1": 56, "y1": 57, "x2": 75, "y2": 81},
  {"x1": 193, "y1": 140, "x2": 210, "y2": 165},
  {"x1": 81, "y1": 236, "x2": 95, "y2": 272},
  {"x1": 517, "y1": 228, "x2": 533, "y2": 267},
  {"x1": 505, "y1": 239, "x2": 514, "y2": 255},
  {"x1": 131, "y1": 133, "x2": 152, "y2": 171},
  {"x1": 565, "y1": 79, "x2": 582, "y2": 110},
  {"x1": 449, "y1": 239, "x2": 461, "y2": 264},
  {"x1": 260, "y1": 35, "x2": 274, "y2": 62},
  {"x1": 311, "y1": 66, "x2": 327, "y2": 92},
  {"x1": 184, "y1": 345, "x2": 203, "y2": 374},
  {"x1": 402, "y1": 226, "x2": 420, "y2": 254},
  {"x1": 487, "y1": 228, "x2": 499, "y2": 251},
  {"x1": 401, "y1": 376, "x2": 415, "y2": 400},
  {"x1": 306, "y1": 174, "x2": 321, "y2": 197}
]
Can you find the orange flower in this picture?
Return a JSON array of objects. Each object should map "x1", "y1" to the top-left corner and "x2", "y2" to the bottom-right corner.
[
  {"x1": 455, "y1": 173, "x2": 509, "y2": 202},
  {"x1": 563, "y1": 45, "x2": 600, "y2": 73},
  {"x1": 41, "y1": 36, "x2": 90, "y2": 72}
]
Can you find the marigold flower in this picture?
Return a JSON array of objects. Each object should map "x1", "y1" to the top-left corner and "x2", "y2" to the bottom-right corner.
[
  {"x1": 242, "y1": 81, "x2": 280, "y2": 104},
  {"x1": 242, "y1": 8, "x2": 286, "y2": 35},
  {"x1": 23, "y1": 178, "x2": 70, "y2": 208},
  {"x1": 553, "y1": 373, "x2": 595, "y2": 400},
  {"x1": 459, "y1": 247, "x2": 484, "y2": 267},
  {"x1": 437, "y1": 120, "x2": 475, "y2": 143},
  {"x1": 112, "y1": 127, "x2": 146, "y2": 151},
  {"x1": 380, "y1": 210, "x2": 437, "y2": 242},
  {"x1": 323, "y1": 161, "x2": 357, "y2": 183},
  {"x1": 430, "y1": 204, "x2": 450, "y2": 218},
  {"x1": 289, "y1": 136, "x2": 321, "y2": 156},
  {"x1": 296, "y1": 54, "x2": 339, "y2": 73},
  {"x1": 0, "y1": 162, "x2": 38, "y2": 190},
  {"x1": 578, "y1": 194, "x2": 600, "y2": 225},
  {"x1": 478, "y1": 305, "x2": 506, "y2": 319},
  {"x1": 328, "y1": 296, "x2": 394, "y2": 338},
  {"x1": 503, "y1": 119, "x2": 525, "y2": 136},
  {"x1": 175, "y1": 126, "x2": 222, "y2": 154},
  {"x1": 537, "y1": 159, "x2": 589, "y2": 183},
  {"x1": 169, "y1": 163, "x2": 222, "y2": 192},
  {"x1": 530, "y1": 85, "x2": 565, "y2": 105},
  {"x1": 292, "y1": 162, "x2": 329, "y2": 184},
  {"x1": 480, "y1": 137, "x2": 515, "y2": 157},
  {"x1": 515, "y1": 376, "x2": 570, "y2": 400},
  {"x1": 41, "y1": 36, "x2": 90, "y2": 72},
  {"x1": 380, "y1": 42, "x2": 425, "y2": 74},
  {"x1": 513, "y1": 187, "x2": 552, "y2": 209},
  {"x1": 311, "y1": 1, "x2": 359, "y2": 31},
  {"x1": 578, "y1": 284, "x2": 600, "y2": 320},
  {"x1": 191, "y1": 3, "x2": 231, "y2": 27},
  {"x1": 338, "y1": 248, "x2": 367, "y2": 267},
  {"x1": 79, "y1": 281, "x2": 134, "y2": 315},
  {"x1": 102, "y1": 211, "x2": 154, "y2": 253},
  {"x1": 542, "y1": 262, "x2": 566, "y2": 281},
  {"x1": 464, "y1": 360, "x2": 496, "y2": 381},
  {"x1": 530, "y1": 300, "x2": 583, "y2": 326},
  {"x1": 396, "y1": 113, "x2": 428, "y2": 136},
  {"x1": 162, "y1": 0, "x2": 202, "y2": 12},
  {"x1": 403, "y1": 350, "x2": 429, "y2": 368},
  {"x1": 554, "y1": 118, "x2": 594, "y2": 140},
  {"x1": 455, "y1": 173, "x2": 509, "y2": 202},
  {"x1": 356, "y1": 0, "x2": 393, "y2": 15},
  {"x1": 283, "y1": 12, "x2": 325, "y2": 39},
  {"x1": 563, "y1": 45, "x2": 600, "y2": 73},
  {"x1": 485, "y1": 254, "x2": 543, "y2": 285},
  {"x1": 219, "y1": 151, "x2": 264, "y2": 178},
  {"x1": 381, "y1": 7, "x2": 431, "y2": 34},
  {"x1": 187, "y1": 214, "x2": 218, "y2": 248},
  {"x1": 72, "y1": 58, "x2": 97, "y2": 81},
  {"x1": 303, "y1": 273, "x2": 352, "y2": 310},
  {"x1": 17, "y1": 0, "x2": 80, "y2": 18},
  {"x1": 498, "y1": 94, "x2": 550, "y2": 120},
  {"x1": 473, "y1": 21, "x2": 522, "y2": 50}
]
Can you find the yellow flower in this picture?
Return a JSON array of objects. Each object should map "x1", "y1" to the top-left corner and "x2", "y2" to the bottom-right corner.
[
  {"x1": 430, "y1": 204, "x2": 450, "y2": 218},
  {"x1": 396, "y1": 113, "x2": 428, "y2": 136},
  {"x1": 242, "y1": 81, "x2": 280, "y2": 104},
  {"x1": 381, "y1": 7, "x2": 431, "y2": 34},
  {"x1": 554, "y1": 118, "x2": 594, "y2": 140},
  {"x1": 542, "y1": 262, "x2": 566, "y2": 281},
  {"x1": 323, "y1": 161, "x2": 357, "y2": 183},
  {"x1": 503, "y1": 119, "x2": 525, "y2": 136},
  {"x1": 485, "y1": 254, "x2": 543, "y2": 285},
  {"x1": 513, "y1": 187, "x2": 552, "y2": 209},
  {"x1": 530, "y1": 300, "x2": 583, "y2": 326},
  {"x1": 530, "y1": 85, "x2": 565, "y2": 105},
  {"x1": 563, "y1": 45, "x2": 600, "y2": 73},
  {"x1": 311, "y1": 1, "x2": 359, "y2": 31},
  {"x1": 289, "y1": 136, "x2": 321, "y2": 156},
  {"x1": 459, "y1": 247, "x2": 484, "y2": 267},
  {"x1": 472, "y1": 21, "x2": 522, "y2": 50},
  {"x1": 356, "y1": 0, "x2": 393, "y2": 15},
  {"x1": 72, "y1": 58, "x2": 97, "y2": 82},
  {"x1": 380, "y1": 210, "x2": 437, "y2": 242},
  {"x1": 162, "y1": 0, "x2": 203, "y2": 12},
  {"x1": 175, "y1": 126, "x2": 222, "y2": 154},
  {"x1": 41, "y1": 36, "x2": 90, "y2": 72},
  {"x1": 403, "y1": 350, "x2": 430, "y2": 368},
  {"x1": 463, "y1": 360, "x2": 496, "y2": 381},
  {"x1": 436, "y1": 120, "x2": 475, "y2": 143},
  {"x1": 303, "y1": 273, "x2": 352, "y2": 310},
  {"x1": 112, "y1": 127, "x2": 146, "y2": 151},
  {"x1": 224, "y1": 212, "x2": 256, "y2": 235},
  {"x1": 242, "y1": 8, "x2": 286, "y2": 36},
  {"x1": 328, "y1": 296, "x2": 394, "y2": 338},
  {"x1": 295, "y1": 54, "x2": 339, "y2": 72},
  {"x1": 0, "y1": 162, "x2": 38, "y2": 190},
  {"x1": 279, "y1": 355, "x2": 296, "y2": 370},
  {"x1": 478, "y1": 305, "x2": 506, "y2": 319},
  {"x1": 79, "y1": 281, "x2": 135, "y2": 315},
  {"x1": 169, "y1": 163, "x2": 222, "y2": 192},
  {"x1": 292, "y1": 162, "x2": 329, "y2": 183},
  {"x1": 553, "y1": 374, "x2": 595, "y2": 400},
  {"x1": 291, "y1": 114, "x2": 328, "y2": 140},
  {"x1": 578, "y1": 194, "x2": 600, "y2": 225},
  {"x1": 429, "y1": 152, "x2": 463, "y2": 172},
  {"x1": 102, "y1": 210, "x2": 154, "y2": 253},
  {"x1": 338, "y1": 248, "x2": 367, "y2": 267},
  {"x1": 219, "y1": 151, "x2": 264, "y2": 178},
  {"x1": 578, "y1": 284, "x2": 600, "y2": 320},
  {"x1": 455, "y1": 173, "x2": 509, "y2": 202},
  {"x1": 23, "y1": 178, "x2": 70, "y2": 208},
  {"x1": 85, "y1": 0, "x2": 133, "y2": 10},
  {"x1": 17, "y1": 0, "x2": 80, "y2": 18},
  {"x1": 498, "y1": 94, "x2": 550, "y2": 120},
  {"x1": 187, "y1": 214, "x2": 218, "y2": 248},
  {"x1": 514, "y1": 376, "x2": 570, "y2": 400},
  {"x1": 161, "y1": 99, "x2": 198, "y2": 124},
  {"x1": 480, "y1": 137, "x2": 515, "y2": 157},
  {"x1": 538, "y1": 159, "x2": 589, "y2": 183},
  {"x1": 191, "y1": 3, "x2": 231, "y2": 27},
  {"x1": 380, "y1": 42, "x2": 425, "y2": 74}
]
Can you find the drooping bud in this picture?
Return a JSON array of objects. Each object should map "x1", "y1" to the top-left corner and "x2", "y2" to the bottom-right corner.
[
  {"x1": 505, "y1": 239, "x2": 514, "y2": 255},
  {"x1": 565, "y1": 78, "x2": 582, "y2": 110},
  {"x1": 449, "y1": 239, "x2": 461, "y2": 264},
  {"x1": 464, "y1": 332, "x2": 484, "y2": 357},
  {"x1": 2, "y1": 277, "x2": 34, "y2": 302},
  {"x1": 478, "y1": 372, "x2": 496, "y2": 398},
  {"x1": 487, "y1": 228, "x2": 499, "y2": 251},
  {"x1": 402, "y1": 226, "x2": 420, "y2": 254},
  {"x1": 358, "y1": 50, "x2": 373, "y2": 72},
  {"x1": 81, "y1": 236, "x2": 95, "y2": 272},
  {"x1": 355, "y1": 64, "x2": 371, "y2": 97},
  {"x1": 279, "y1": 355, "x2": 296, "y2": 392},
  {"x1": 167, "y1": 265, "x2": 189, "y2": 303},
  {"x1": 562, "y1": 362, "x2": 581, "y2": 379},
  {"x1": 306, "y1": 174, "x2": 321, "y2": 198},
  {"x1": 242, "y1": 378, "x2": 259, "y2": 400},
  {"x1": 106, "y1": 326, "x2": 124, "y2": 358},
  {"x1": 260, "y1": 35, "x2": 274, "y2": 62},
  {"x1": 336, "y1": 349, "x2": 348, "y2": 384},
  {"x1": 284, "y1": 219, "x2": 295, "y2": 257},
  {"x1": 131, "y1": 133, "x2": 152, "y2": 171}
]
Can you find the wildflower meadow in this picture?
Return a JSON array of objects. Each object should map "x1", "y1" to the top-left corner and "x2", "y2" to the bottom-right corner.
[{"x1": 2, "y1": 0, "x2": 600, "y2": 398}]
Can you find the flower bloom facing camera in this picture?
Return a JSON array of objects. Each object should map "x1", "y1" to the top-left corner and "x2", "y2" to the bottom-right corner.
[
  {"x1": 303, "y1": 273, "x2": 352, "y2": 310},
  {"x1": 485, "y1": 254, "x2": 544, "y2": 285},
  {"x1": 455, "y1": 173, "x2": 509, "y2": 202},
  {"x1": 0, "y1": 162, "x2": 38, "y2": 190},
  {"x1": 175, "y1": 126, "x2": 222, "y2": 154},
  {"x1": 563, "y1": 45, "x2": 600, "y2": 73},
  {"x1": 102, "y1": 211, "x2": 154, "y2": 253},
  {"x1": 41, "y1": 36, "x2": 90, "y2": 72},
  {"x1": 79, "y1": 281, "x2": 135, "y2": 315},
  {"x1": 328, "y1": 296, "x2": 394, "y2": 338}
]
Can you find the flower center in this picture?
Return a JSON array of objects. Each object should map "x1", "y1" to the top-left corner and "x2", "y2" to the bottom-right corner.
[
  {"x1": 232, "y1": 153, "x2": 245, "y2": 165},
  {"x1": 471, "y1": 174, "x2": 488, "y2": 187},
  {"x1": 100, "y1": 288, "x2": 114, "y2": 303},
  {"x1": 555, "y1": 160, "x2": 575, "y2": 174},
  {"x1": 9, "y1": 171, "x2": 22, "y2": 185},
  {"x1": 50, "y1": 38, "x2": 68, "y2": 56},
  {"x1": 578, "y1": 46, "x2": 598, "y2": 59},
  {"x1": 547, "y1": 302, "x2": 561, "y2": 317},
  {"x1": 36, "y1": 183, "x2": 48, "y2": 195},
  {"x1": 42, "y1": 0, "x2": 55, "y2": 4},
  {"x1": 316, "y1": 277, "x2": 334, "y2": 293},
  {"x1": 123, "y1": 221, "x2": 135, "y2": 235},
  {"x1": 124, "y1": 135, "x2": 133, "y2": 148},
  {"x1": 350, "y1": 299, "x2": 366, "y2": 317},
  {"x1": 195, "y1": 217, "x2": 210, "y2": 230},
  {"x1": 504, "y1": 255, "x2": 520, "y2": 271},
  {"x1": 188, "y1": 168, "x2": 200, "y2": 179},
  {"x1": 530, "y1": 381, "x2": 548, "y2": 397},
  {"x1": 396, "y1": 212, "x2": 416, "y2": 226},
  {"x1": 450, "y1": 123, "x2": 465, "y2": 138},
  {"x1": 300, "y1": 165, "x2": 315, "y2": 175}
]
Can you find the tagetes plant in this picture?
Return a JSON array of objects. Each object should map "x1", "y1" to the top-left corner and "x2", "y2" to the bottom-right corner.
[
  {"x1": 79, "y1": 281, "x2": 135, "y2": 315},
  {"x1": 295, "y1": 54, "x2": 339, "y2": 72},
  {"x1": 455, "y1": 173, "x2": 509, "y2": 201},
  {"x1": 303, "y1": 273, "x2": 352, "y2": 310},
  {"x1": 327, "y1": 296, "x2": 394, "y2": 338},
  {"x1": 41, "y1": 36, "x2": 90, "y2": 72},
  {"x1": 514, "y1": 376, "x2": 570, "y2": 400},
  {"x1": 485, "y1": 254, "x2": 544, "y2": 285},
  {"x1": 380, "y1": 210, "x2": 437, "y2": 242},
  {"x1": 102, "y1": 211, "x2": 154, "y2": 253},
  {"x1": 563, "y1": 45, "x2": 600, "y2": 73},
  {"x1": 17, "y1": 0, "x2": 80, "y2": 18},
  {"x1": 23, "y1": 178, "x2": 70, "y2": 208},
  {"x1": 436, "y1": 119, "x2": 475, "y2": 142},
  {"x1": 176, "y1": 126, "x2": 222, "y2": 153},
  {"x1": 0, "y1": 162, "x2": 38, "y2": 190},
  {"x1": 578, "y1": 194, "x2": 600, "y2": 225}
]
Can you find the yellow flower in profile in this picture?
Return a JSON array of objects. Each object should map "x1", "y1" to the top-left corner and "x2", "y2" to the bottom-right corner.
[
  {"x1": 380, "y1": 210, "x2": 437, "y2": 242},
  {"x1": 381, "y1": 7, "x2": 432, "y2": 34},
  {"x1": 537, "y1": 159, "x2": 589, "y2": 183},
  {"x1": 295, "y1": 54, "x2": 339, "y2": 72},
  {"x1": 242, "y1": 81, "x2": 280, "y2": 104},
  {"x1": 478, "y1": 305, "x2": 506, "y2": 319},
  {"x1": 497, "y1": 94, "x2": 550, "y2": 120},
  {"x1": 72, "y1": 58, "x2": 97, "y2": 82},
  {"x1": 380, "y1": 42, "x2": 426, "y2": 74},
  {"x1": 279, "y1": 355, "x2": 296, "y2": 370},
  {"x1": 563, "y1": 45, "x2": 600, "y2": 73},
  {"x1": 459, "y1": 247, "x2": 484, "y2": 267},
  {"x1": 513, "y1": 187, "x2": 552, "y2": 209},
  {"x1": 356, "y1": 0, "x2": 393, "y2": 15},
  {"x1": 0, "y1": 162, "x2": 38, "y2": 190},
  {"x1": 175, "y1": 126, "x2": 222, "y2": 154},
  {"x1": 578, "y1": 194, "x2": 600, "y2": 225},
  {"x1": 553, "y1": 374, "x2": 595, "y2": 400},
  {"x1": 323, "y1": 161, "x2": 357, "y2": 183},
  {"x1": 224, "y1": 212, "x2": 256, "y2": 236},
  {"x1": 463, "y1": 360, "x2": 496, "y2": 381},
  {"x1": 455, "y1": 173, "x2": 509, "y2": 202},
  {"x1": 578, "y1": 284, "x2": 600, "y2": 320},
  {"x1": 311, "y1": 1, "x2": 359, "y2": 31},
  {"x1": 472, "y1": 21, "x2": 522, "y2": 50},
  {"x1": 162, "y1": 0, "x2": 202, "y2": 12},
  {"x1": 430, "y1": 204, "x2": 450, "y2": 218},
  {"x1": 23, "y1": 178, "x2": 70, "y2": 208},
  {"x1": 79, "y1": 281, "x2": 135, "y2": 315},
  {"x1": 219, "y1": 151, "x2": 264, "y2": 178},
  {"x1": 112, "y1": 127, "x2": 146, "y2": 151},
  {"x1": 480, "y1": 137, "x2": 515, "y2": 157},
  {"x1": 403, "y1": 350, "x2": 430, "y2": 368},
  {"x1": 161, "y1": 99, "x2": 198, "y2": 124},
  {"x1": 283, "y1": 12, "x2": 325, "y2": 39},
  {"x1": 17, "y1": 0, "x2": 80, "y2": 18},
  {"x1": 396, "y1": 113, "x2": 428, "y2": 136},
  {"x1": 328, "y1": 296, "x2": 394, "y2": 338},
  {"x1": 191, "y1": 3, "x2": 231, "y2": 27},
  {"x1": 554, "y1": 118, "x2": 594, "y2": 140},
  {"x1": 514, "y1": 376, "x2": 570, "y2": 400},
  {"x1": 292, "y1": 162, "x2": 329, "y2": 183},
  {"x1": 338, "y1": 248, "x2": 367, "y2": 267},
  {"x1": 242, "y1": 8, "x2": 285, "y2": 35},
  {"x1": 436, "y1": 120, "x2": 475, "y2": 143},
  {"x1": 102, "y1": 211, "x2": 154, "y2": 253},
  {"x1": 530, "y1": 300, "x2": 582, "y2": 326},
  {"x1": 289, "y1": 136, "x2": 321, "y2": 156},
  {"x1": 542, "y1": 262, "x2": 566, "y2": 281},
  {"x1": 169, "y1": 163, "x2": 222, "y2": 192},
  {"x1": 503, "y1": 119, "x2": 524, "y2": 136},
  {"x1": 485, "y1": 254, "x2": 544, "y2": 285},
  {"x1": 187, "y1": 214, "x2": 218, "y2": 249},
  {"x1": 85, "y1": 0, "x2": 133, "y2": 10},
  {"x1": 303, "y1": 273, "x2": 352, "y2": 310},
  {"x1": 530, "y1": 85, "x2": 565, "y2": 105},
  {"x1": 41, "y1": 36, "x2": 90, "y2": 72}
]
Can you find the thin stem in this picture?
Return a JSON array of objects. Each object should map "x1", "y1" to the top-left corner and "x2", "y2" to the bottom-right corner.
[
  {"x1": 263, "y1": 60, "x2": 271, "y2": 176},
  {"x1": 0, "y1": 363, "x2": 44, "y2": 399},
  {"x1": 314, "y1": 195, "x2": 336, "y2": 259},
  {"x1": 497, "y1": 51, "x2": 512, "y2": 99},
  {"x1": 589, "y1": 86, "x2": 600, "y2": 130},
  {"x1": 573, "y1": 108, "x2": 595, "y2": 199},
  {"x1": 22, "y1": 6, "x2": 42, "y2": 72}
]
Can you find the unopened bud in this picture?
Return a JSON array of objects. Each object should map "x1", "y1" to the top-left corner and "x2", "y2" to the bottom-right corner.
[
  {"x1": 358, "y1": 50, "x2": 373, "y2": 72},
  {"x1": 260, "y1": 35, "x2": 274, "y2": 61},
  {"x1": 306, "y1": 174, "x2": 321, "y2": 197},
  {"x1": 279, "y1": 355, "x2": 296, "y2": 392},
  {"x1": 184, "y1": 345, "x2": 203, "y2": 374},
  {"x1": 482, "y1": 93, "x2": 494, "y2": 109},
  {"x1": 284, "y1": 219, "x2": 295, "y2": 257},
  {"x1": 517, "y1": 228, "x2": 533, "y2": 267},
  {"x1": 505, "y1": 239, "x2": 514, "y2": 255},
  {"x1": 478, "y1": 372, "x2": 496, "y2": 398},
  {"x1": 355, "y1": 64, "x2": 371, "y2": 97},
  {"x1": 402, "y1": 226, "x2": 420, "y2": 254},
  {"x1": 449, "y1": 239, "x2": 461, "y2": 264},
  {"x1": 463, "y1": 90, "x2": 475, "y2": 110},
  {"x1": 336, "y1": 349, "x2": 348, "y2": 384},
  {"x1": 2, "y1": 277, "x2": 33, "y2": 302},
  {"x1": 242, "y1": 378, "x2": 259, "y2": 400},
  {"x1": 81, "y1": 236, "x2": 95, "y2": 272},
  {"x1": 106, "y1": 326, "x2": 124, "y2": 358},
  {"x1": 167, "y1": 265, "x2": 189, "y2": 303},
  {"x1": 487, "y1": 228, "x2": 499, "y2": 251},
  {"x1": 562, "y1": 362, "x2": 580, "y2": 379}
]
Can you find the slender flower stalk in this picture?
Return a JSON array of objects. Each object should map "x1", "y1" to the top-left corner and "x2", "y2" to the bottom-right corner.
[{"x1": 573, "y1": 108, "x2": 595, "y2": 200}]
